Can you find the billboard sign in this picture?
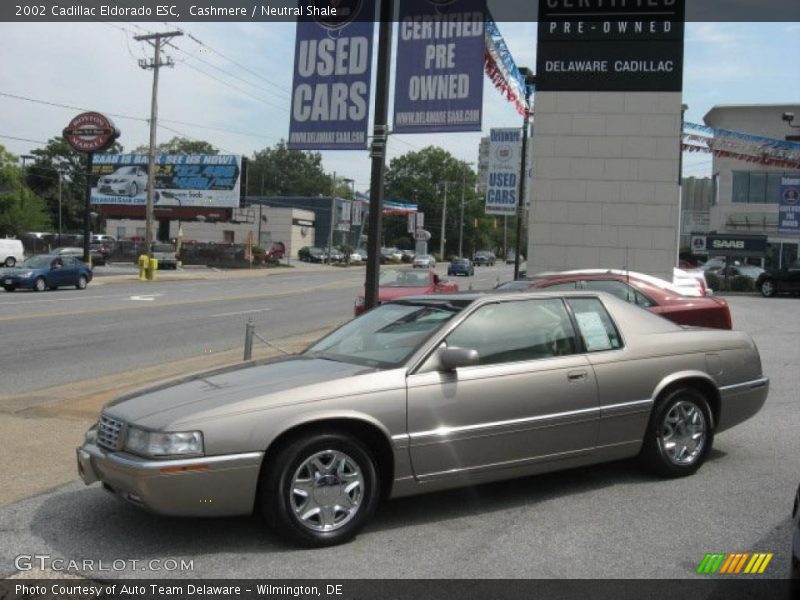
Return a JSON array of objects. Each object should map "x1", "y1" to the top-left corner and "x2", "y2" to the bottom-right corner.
[
  {"x1": 485, "y1": 128, "x2": 521, "y2": 216},
  {"x1": 287, "y1": 1, "x2": 375, "y2": 150},
  {"x1": 778, "y1": 176, "x2": 800, "y2": 235},
  {"x1": 393, "y1": 0, "x2": 486, "y2": 133},
  {"x1": 536, "y1": 0, "x2": 685, "y2": 91},
  {"x1": 90, "y1": 154, "x2": 241, "y2": 208},
  {"x1": 63, "y1": 112, "x2": 120, "y2": 153}
]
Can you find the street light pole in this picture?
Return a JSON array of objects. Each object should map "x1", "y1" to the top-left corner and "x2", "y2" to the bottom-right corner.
[
  {"x1": 19, "y1": 155, "x2": 34, "y2": 209},
  {"x1": 439, "y1": 181, "x2": 448, "y2": 258},
  {"x1": 458, "y1": 161, "x2": 473, "y2": 258},
  {"x1": 514, "y1": 67, "x2": 536, "y2": 281}
]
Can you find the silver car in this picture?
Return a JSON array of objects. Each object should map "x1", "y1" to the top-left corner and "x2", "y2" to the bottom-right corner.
[{"x1": 77, "y1": 291, "x2": 768, "y2": 547}]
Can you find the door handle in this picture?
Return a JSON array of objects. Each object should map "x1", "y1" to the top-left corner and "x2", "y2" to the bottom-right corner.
[{"x1": 567, "y1": 370, "x2": 588, "y2": 382}]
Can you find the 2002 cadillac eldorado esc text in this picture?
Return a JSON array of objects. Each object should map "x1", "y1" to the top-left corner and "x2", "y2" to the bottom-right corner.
[{"x1": 77, "y1": 291, "x2": 768, "y2": 547}]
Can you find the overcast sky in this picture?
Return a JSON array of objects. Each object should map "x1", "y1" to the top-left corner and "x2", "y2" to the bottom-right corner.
[{"x1": 0, "y1": 21, "x2": 798, "y2": 192}]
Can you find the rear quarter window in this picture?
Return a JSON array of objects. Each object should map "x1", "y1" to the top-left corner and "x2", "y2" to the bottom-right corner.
[{"x1": 567, "y1": 298, "x2": 623, "y2": 352}]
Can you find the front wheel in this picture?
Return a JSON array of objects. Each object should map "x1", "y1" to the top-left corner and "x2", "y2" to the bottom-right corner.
[
  {"x1": 33, "y1": 277, "x2": 46, "y2": 292},
  {"x1": 3, "y1": 285, "x2": 14, "y2": 292},
  {"x1": 76, "y1": 275, "x2": 88, "y2": 290},
  {"x1": 641, "y1": 388, "x2": 713, "y2": 478},
  {"x1": 129, "y1": 182, "x2": 138, "y2": 197},
  {"x1": 260, "y1": 432, "x2": 379, "y2": 547},
  {"x1": 759, "y1": 279, "x2": 777, "y2": 297}
]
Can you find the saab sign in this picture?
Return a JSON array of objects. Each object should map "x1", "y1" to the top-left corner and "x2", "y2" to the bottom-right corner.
[{"x1": 705, "y1": 234, "x2": 767, "y2": 258}]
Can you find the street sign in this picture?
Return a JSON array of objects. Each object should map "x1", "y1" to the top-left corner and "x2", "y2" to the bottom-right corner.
[
  {"x1": 63, "y1": 112, "x2": 119, "y2": 153},
  {"x1": 415, "y1": 229, "x2": 432, "y2": 241}
]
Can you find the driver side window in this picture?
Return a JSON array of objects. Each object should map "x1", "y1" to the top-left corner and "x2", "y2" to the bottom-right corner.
[{"x1": 445, "y1": 299, "x2": 578, "y2": 366}]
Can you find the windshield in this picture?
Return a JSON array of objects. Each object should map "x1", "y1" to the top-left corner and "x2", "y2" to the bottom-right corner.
[
  {"x1": 19, "y1": 256, "x2": 53, "y2": 269},
  {"x1": 379, "y1": 270, "x2": 431, "y2": 287},
  {"x1": 305, "y1": 301, "x2": 463, "y2": 368}
]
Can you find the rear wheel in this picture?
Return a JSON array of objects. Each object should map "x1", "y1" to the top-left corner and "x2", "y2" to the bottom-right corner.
[
  {"x1": 33, "y1": 277, "x2": 46, "y2": 292},
  {"x1": 4, "y1": 257, "x2": 15, "y2": 267},
  {"x1": 260, "y1": 432, "x2": 379, "y2": 547},
  {"x1": 641, "y1": 387, "x2": 713, "y2": 478},
  {"x1": 759, "y1": 279, "x2": 777, "y2": 297},
  {"x1": 76, "y1": 275, "x2": 88, "y2": 290}
]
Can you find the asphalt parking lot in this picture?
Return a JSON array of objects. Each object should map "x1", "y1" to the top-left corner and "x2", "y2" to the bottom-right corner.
[{"x1": 1, "y1": 294, "x2": 798, "y2": 579}]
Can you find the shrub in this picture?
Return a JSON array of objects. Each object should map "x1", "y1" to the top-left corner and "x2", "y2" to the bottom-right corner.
[{"x1": 730, "y1": 275, "x2": 755, "y2": 292}]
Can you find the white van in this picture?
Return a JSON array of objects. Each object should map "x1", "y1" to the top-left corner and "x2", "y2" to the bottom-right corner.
[{"x1": 0, "y1": 239, "x2": 24, "y2": 267}]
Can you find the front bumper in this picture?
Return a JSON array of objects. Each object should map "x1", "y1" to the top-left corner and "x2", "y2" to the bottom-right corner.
[
  {"x1": 77, "y1": 442, "x2": 263, "y2": 517},
  {"x1": 2, "y1": 275, "x2": 34, "y2": 289}
]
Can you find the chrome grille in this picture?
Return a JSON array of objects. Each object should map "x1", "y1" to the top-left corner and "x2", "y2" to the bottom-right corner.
[{"x1": 97, "y1": 415, "x2": 124, "y2": 451}]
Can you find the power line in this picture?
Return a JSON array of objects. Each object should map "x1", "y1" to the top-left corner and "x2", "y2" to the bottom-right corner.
[
  {"x1": 0, "y1": 134, "x2": 50, "y2": 146},
  {"x1": 180, "y1": 61, "x2": 288, "y2": 112}
]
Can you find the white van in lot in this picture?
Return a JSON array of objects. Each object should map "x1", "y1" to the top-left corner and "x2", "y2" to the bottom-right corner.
[{"x1": 0, "y1": 239, "x2": 24, "y2": 267}]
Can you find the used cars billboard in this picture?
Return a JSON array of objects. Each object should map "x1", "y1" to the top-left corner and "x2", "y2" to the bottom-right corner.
[{"x1": 90, "y1": 154, "x2": 241, "y2": 208}]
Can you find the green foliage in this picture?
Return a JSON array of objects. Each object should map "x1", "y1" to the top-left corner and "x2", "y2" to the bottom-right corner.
[
  {"x1": 704, "y1": 272, "x2": 721, "y2": 291},
  {"x1": 384, "y1": 146, "x2": 514, "y2": 257},
  {"x1": 132, "y1": 136, "x2": 219, "y2": 155},
  {"x1": 245, "y1": 141, "x2": 331, "y2": 197},
  {"x1": 0, "y1": 146, "x2": 53, "y2": 236},
  {"x1": 730, "y1": 275, "x2": 755, "y2": 292}
]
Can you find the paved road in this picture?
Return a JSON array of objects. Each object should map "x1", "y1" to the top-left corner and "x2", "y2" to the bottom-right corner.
[
  {"x1": 0, "y1": 264, "x2": 510, "y2": 394},
  {"x1": 0, "y1": 295, "x2": 798, "y2": 579}
]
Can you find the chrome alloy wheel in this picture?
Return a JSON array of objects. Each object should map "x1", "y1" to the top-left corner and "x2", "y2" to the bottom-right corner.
[
  {"x1": 658, "y1": 400, "x2": 707, "y2": 465},
  {"x1": 289, "y1": 450, "x2": 364, "y2": 532}
]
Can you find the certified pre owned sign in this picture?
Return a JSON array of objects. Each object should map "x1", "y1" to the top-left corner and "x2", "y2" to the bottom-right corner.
[{"x1": 63, "y1": 112, "x2": 119, "y2": 153}]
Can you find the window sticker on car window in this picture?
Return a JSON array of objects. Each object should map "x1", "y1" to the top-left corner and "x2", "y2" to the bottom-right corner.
[{"x1": 575, "y1": 311, "x2": 612, "y2": 351}]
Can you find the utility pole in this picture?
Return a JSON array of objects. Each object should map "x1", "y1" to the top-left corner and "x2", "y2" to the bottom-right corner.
[
  {"x1": 439, "y1": 181, "x2": 448, "y2": 259},
  {"x1": 514, "y1": 67, "x2": 536, "y2": 281},
  {"x1": 328, "y1": 171, "x2": 336, "y2": 263},
  {"x1": 134, "y1": 30, "x2": 182, "y2": 261},
  {"x1": 458, "y1": 161, "x2": 473, "y2": 258}
]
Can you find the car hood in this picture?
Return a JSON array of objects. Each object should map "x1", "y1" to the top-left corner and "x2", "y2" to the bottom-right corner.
[{"x1": 103, "y1": 356, "x2": 380, "y2": 429}]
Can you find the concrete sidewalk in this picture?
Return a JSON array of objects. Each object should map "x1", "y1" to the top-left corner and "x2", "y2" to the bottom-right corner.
[
  {"x1": 0, "y1": 326, "x2": 334, "y2": 507},
  {"x1": 90, "y1": 262, "x2": 341, "y2": 286}
]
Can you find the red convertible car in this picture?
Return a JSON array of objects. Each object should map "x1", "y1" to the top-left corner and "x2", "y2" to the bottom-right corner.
[
  {"x1": 503, "y1": 271, "x2": 732, "y2": 329},
  {"x1": 354, "y1": 269, "x2": 458, "y2": 315}
]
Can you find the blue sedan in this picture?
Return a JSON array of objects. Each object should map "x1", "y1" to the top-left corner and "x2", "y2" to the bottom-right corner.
[
  {"x1": 447, "y1": 258, "x2": 475, "y2": 277},
  {"x1": 2, "y1": 255, "x2": 93, "y2": 292}
]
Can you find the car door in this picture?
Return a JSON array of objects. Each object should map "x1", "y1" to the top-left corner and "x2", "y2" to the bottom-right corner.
[
  {"x1": 785, "y1": 261, "x2": 800, "y2": 292},
  {"x1": 405, "y1": 297, "x2": 599, "y2": 481},
  {"x1": 60, "y1": 257, "x2": 80, "y2": 286}
]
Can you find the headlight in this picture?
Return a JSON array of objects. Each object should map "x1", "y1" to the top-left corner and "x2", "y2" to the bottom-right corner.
[{"x1": 124, "y1": 427, "x2": 204, "y2": 457}]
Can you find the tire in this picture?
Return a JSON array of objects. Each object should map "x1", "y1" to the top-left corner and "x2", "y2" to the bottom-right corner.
[
  {"x1": 33, "y1": 277, "x2": 46, "y2": 292},
  {"x1": 76, "y1": 275, "x2": 88, "y2": 290},
  {"x1": 4, "y1": 257, "x2": 15, "y2": 267},
  {"x1": 259, "y1": 431, "x2": 380, "y2": 547},
  {"x1": 759, "y1": 279, "x2": 776, "y2": 297},
  {"x1": 129, "y1": 182, "x2": 138, "y2": 197},
  {"x1": 641, "y1": 387, "x2": 713, "y2": 478}
]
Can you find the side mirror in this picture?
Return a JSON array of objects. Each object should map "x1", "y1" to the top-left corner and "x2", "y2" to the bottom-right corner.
[{"x1": 439, "y1": 347, "x2": 479, "y2": 371}]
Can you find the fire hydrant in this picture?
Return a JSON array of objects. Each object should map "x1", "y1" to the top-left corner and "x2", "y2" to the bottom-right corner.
[
  {"x1": 148, "y1": 257, "x2": 158, "y2": 281},
  {"x1": 138, "y1": 254, "x2": 149, "y2": 281}
]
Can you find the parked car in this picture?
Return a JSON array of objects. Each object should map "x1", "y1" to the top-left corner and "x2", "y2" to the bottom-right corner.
[
  {"x1": 2, "y1": 254, "x2": 92, "y2": 292},
  {"x1": 52, "y1": 245, "x2": 106, "y2": 266},
  {"x1": 0, "y1": 238, "x2": 24, "y2": 267},
  {"x1": 151, "y1": 243, "x2": 178, "y2": 270},
  {"x1": 506, "y1": 250, "x2": 524, "y2": 264},
  {"x1": 400, "y1": 250, "x2": 416, "y2": 263},
  {"x1": 505, "y1": 271, "x2": 732, "y2": 329},
  {"x1": 755, "y1": 260, "x2": 800, "y2": 297},
  {"x1": 709, "y1": 264, "x2": 765, "y2": 280},
  {"x1": 298, "y1": 247, "x2": 327, "y2": 263},
  {"x1": 77, "y1": 290, "x2": 768, "y2": 547},
  {"x1": 380, "y1": 247, "x2": 403, "y2": 264},
  {"x1": 448, "y1": 258, "x2": 475, "y2": 277},
  {"x1": 96, "y1": 166, "x2": 148, "y2": 197},
  {"x1": 473, "y1": 250, "x2": 496, "y2": 266},
  {"x1": 327, "y1": 249, "x2": 346, "y2": 264},
  {"x1": 353, "y1": 268, "x2": 458, "y2": 315},
  {"x1": 348, "y1": 252, "x2": 363, "y2": 264},
  {"x1": 91, "y1": 234, "x2": 117, "y2": 243},
  {"x1": 413, "y1": 254, "x2": 436, "y2": 269}
]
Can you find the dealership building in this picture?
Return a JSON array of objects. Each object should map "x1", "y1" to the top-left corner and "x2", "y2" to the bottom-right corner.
[{"x1": 704, "y1": 103, "x2": 800, "y2": 268}]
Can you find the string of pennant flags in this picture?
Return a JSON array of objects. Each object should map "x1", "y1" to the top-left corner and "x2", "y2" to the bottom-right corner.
[
  {"x1": 684, "y1": 122, "x2": 800, "y2": 153},
  {"x1": 484, "y1": 16, "x2": 530, "y2": 118},
  {"x1": 682, "y1": 122, "x2": 800, "y2": 169}
]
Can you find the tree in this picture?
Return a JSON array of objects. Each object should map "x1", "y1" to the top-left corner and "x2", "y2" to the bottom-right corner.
[
  {"x1": 245, "y1": 141, "x2": 332, "y2": 198},
  {"x1": 0, "y1": 145, "x2": 53, "y2": 236},
  {"x1": 24, "y1": 137, "x2": 123, "y2": 234},
  {"x1": 132, "y1": 136, "x2": 218, "y2": 155},
  {"x1": 384, "y1": 146, "x2": 496, "y2": 258}
]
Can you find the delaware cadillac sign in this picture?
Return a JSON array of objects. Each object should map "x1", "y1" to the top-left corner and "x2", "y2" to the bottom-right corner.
[
  {"x1": 62, "y1": 112, "x2": 120, "y2": 153},
  {"x1": 536, "y1": 0, "x2": 685, "y2": 91}
]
